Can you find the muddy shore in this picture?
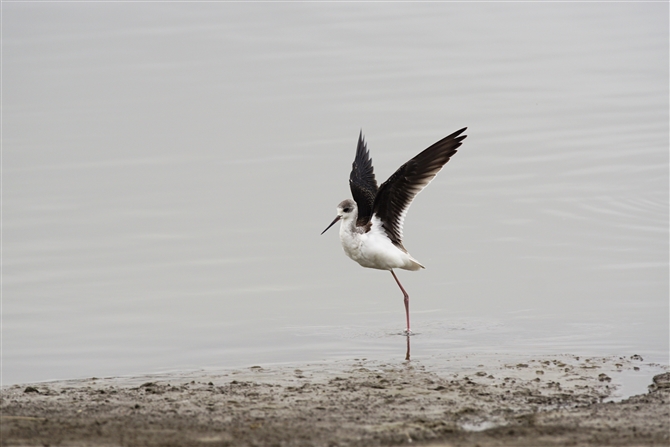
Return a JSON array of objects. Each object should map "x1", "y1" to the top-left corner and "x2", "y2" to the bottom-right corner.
[{"x1": 2, "y1": 354, "x2": 668, "y2": 446}]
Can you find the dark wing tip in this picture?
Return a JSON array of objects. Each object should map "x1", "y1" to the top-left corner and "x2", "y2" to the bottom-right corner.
[{"x1": 443, "y1": 126, "x2": 468, "y2": 146}]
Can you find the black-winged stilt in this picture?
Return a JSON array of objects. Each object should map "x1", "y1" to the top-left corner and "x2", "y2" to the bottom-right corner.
[{"x1": 321, "y1": 128, "x2": 467, "y2": 334}]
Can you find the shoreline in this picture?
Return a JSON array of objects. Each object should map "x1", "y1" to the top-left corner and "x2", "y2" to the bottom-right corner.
[{"x1": 2, "y1": 354, "x2": 668, "y2": 446}]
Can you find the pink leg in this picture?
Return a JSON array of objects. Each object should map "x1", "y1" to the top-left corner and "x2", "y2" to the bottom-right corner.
[{"x1": 390, "y1": 270, "x2": 411, "y2": 334}]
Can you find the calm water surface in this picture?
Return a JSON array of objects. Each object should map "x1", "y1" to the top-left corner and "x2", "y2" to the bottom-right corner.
[{"x1": 3, "y1": 3, "x2": 668, "y2": 385}]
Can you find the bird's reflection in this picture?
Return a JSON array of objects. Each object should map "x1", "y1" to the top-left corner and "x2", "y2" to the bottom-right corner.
[{"x1": 405, "y1": 334, "x2": 411, "y2": 361}]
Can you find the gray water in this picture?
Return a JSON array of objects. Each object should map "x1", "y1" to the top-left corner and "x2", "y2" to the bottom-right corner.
[{"x1": 3, "y1": 2, "x2": 668, "y2": 385}]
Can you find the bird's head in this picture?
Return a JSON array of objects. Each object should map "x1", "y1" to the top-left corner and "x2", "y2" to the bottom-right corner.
[{"x1": 321, "y1": 199, "x2": 357, "y2": 235}]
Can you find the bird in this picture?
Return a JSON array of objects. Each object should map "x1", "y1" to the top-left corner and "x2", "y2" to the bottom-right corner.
[{"x1": 321, "y1": 127, "x2": 467, "y2": 334}]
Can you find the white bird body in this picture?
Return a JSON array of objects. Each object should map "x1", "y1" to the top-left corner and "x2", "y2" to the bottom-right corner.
[
  {"x1": 338, "y1": 212, "x2": 423, "y2": 271},
  {"x1": 322, "y1": 128, "x2": 467, "y2": 333}
]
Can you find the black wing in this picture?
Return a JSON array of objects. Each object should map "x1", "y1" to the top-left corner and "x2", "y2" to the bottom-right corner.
[
  {"x1": 349, "y1": 131, "x2": 378, "y2": 226},
  {"x1": 373, "y1": 127, "x2": 467, "y2": 248}
]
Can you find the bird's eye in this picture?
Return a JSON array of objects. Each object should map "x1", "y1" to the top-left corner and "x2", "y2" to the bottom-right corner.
[{"x1": 343, "y1": 207, "x2": 351, "y2": 213}]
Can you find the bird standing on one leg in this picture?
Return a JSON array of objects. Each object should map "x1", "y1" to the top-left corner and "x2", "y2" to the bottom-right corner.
[{"x1": 321, "y1": 127, "x2": 468, "y2": 334}]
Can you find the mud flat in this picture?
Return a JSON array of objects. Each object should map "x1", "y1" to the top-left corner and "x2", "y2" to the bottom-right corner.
[{"x1": 2, "y1": 354, "x2": 668, "y2": 446}]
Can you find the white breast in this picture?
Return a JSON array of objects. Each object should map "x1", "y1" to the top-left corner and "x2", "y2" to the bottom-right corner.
[{"x1": 339, "y1": 216, "x2": 424, "y2": 271}]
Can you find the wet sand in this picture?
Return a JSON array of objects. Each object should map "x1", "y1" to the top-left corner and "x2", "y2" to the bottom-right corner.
[{"x1": 2, "y1": 354, "x2": 668, "y2": 446}]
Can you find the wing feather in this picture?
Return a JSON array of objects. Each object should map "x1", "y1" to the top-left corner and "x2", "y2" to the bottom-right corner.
[
  {"x1": 349, "y1": 131, "x2": 378, "y2": 226},
  {"x1": 372, "y1": 127, "x2": 467, "y2": 248}
]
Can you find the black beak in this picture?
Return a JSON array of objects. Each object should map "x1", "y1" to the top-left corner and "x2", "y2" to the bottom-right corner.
[{"x1": 321, "y1": 215, "x2": 341, "y2": 235}]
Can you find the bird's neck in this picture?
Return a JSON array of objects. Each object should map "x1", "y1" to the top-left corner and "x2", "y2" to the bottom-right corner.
[{"x1": 340, "y1": 213, "x2": 363, "y2": 237}]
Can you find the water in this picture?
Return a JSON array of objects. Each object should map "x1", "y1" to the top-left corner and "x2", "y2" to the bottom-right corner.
[{"x1": 3, "y1": 2, "x2": 668, "y2": 385}]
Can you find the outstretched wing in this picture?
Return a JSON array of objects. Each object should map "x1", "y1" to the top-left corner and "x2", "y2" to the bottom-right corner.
[
  {"x1": 349, "y1": 131, "x2": 378, "y2": 226},
  {"x1": 373, "y1": 127, "x2": 467, "y2": 248}
]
